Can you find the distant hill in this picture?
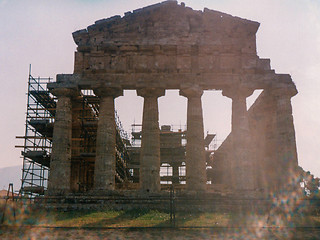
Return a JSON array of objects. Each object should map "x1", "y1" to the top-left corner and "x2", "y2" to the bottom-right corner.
[{"x1": 0, "y1": 165, "x2": 21, "y2": 191}]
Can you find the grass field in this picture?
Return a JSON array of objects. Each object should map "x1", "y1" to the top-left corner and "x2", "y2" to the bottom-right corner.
[
  {"x1": 1, "y1": 203, "x2": 320, "y2": 228},
  {"x1": 1, "y1": 202, "x2": 320, "y2": 239}
]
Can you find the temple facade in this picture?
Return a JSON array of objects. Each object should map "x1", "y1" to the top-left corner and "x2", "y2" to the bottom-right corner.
[{"x1": 46, "y1": 1, "x2": 298, "y2": 196}]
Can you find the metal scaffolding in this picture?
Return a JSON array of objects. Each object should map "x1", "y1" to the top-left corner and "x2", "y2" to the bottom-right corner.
[
  {"x1": 16, "y1": 67, "x2": 54, "y2": 196},
  {"x1": 128, "y1": 123, "x2": 218, "y2": 189},
  {"x1": 17, "y1": 67, "x2": 218, "y2": 195},
  {"x1": 17, "y1": 67, "x2": 132, "y2": 195}
]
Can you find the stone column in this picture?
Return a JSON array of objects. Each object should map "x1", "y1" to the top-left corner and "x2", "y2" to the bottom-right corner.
[
  {"x1": 70, "y1": 96, "x2": 83, "y2": 192},
  {"x1": 223, "y1": 88, "x2": 255, "y2": 192},
  {"x1": 180, "y1": 87, "x2": 207, "y2": 192},
  {"x1": 137, "y1": 88, "x2": 165, "y2": 193},
  {"x1": 93, "y1": 87, "x2": 123, "y2": 191},
  {"x1": 271, "y1": 87, "x2": 299, "y2": 191},
  {"x1": 47, "y1": 87, "x2": 78, "y2": 195}
]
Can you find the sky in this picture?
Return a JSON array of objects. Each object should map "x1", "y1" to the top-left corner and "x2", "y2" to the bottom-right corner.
[{"x1": 0, "y1": 0, "x2": 319, "y2": 177}]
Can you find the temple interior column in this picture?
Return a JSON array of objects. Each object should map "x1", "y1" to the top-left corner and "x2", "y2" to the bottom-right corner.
[
  {"x1": 133, "y1": 168, "x2": 139, "y2": 183},
  {"x1": 93, "y1": 87, "x2": 123, "y2": 191},
  {"x1": 223, "y1": 87, "x2": 255, "y2": 192},
  {"x1": 180, "y1": 87, "x2": 206, "y2": 192},
  {"x1": 70, "y1": 96, "x2": 83, "y2": 192},
  {"x1": 48, "y1": 87, "x2": 78, "y2": 195},
  {"x1": 172, "y1": 163, "x2": 180, "y2": 184},
  {"x1": 137, "y1": 88, "x2": 165, "y2": 193}
]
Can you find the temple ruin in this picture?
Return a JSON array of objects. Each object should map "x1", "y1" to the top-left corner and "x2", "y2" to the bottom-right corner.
[{"x1": 19, "y1": 1, "x2": 299, "y2": 198}]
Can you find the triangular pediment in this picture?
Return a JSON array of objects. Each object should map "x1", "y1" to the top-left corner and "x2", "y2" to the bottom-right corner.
[{"x1": 73, "y1": 1, "x2": 259, "y2": 47}]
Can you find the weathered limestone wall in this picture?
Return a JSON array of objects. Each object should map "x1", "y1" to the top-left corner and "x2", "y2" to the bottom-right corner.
[
  {"x1": 70, "y1": 1, "x2": 273, "y2": 91},
  {"x1": 73, "y1": 1, "x2": 258, "y2": 49}
]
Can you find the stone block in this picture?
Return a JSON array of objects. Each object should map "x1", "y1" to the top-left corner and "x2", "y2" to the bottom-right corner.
[
  {"x1": 177, "y1": 45, "x2": 191, "y2": 55},
  {"x1": 88, "y1": 56, "x2": 105, "y2": 71},
  {"x1": 74, "y1": 52, "x2": 84, "y2": 73},
  {"x1": 198, "y1": 55, "x2": 218, "y2": 71},
  {"x1": 220, "y1": 54, "x2": 240, "y2": 69},
  {"x1": 241, "y1": 55, "x2": 257, "y2": 69},
  {"x1": 119, "y1": 45, "x2": 138, "y2": 52},
  {"x1": 155, "y1": 55, "x2": 177, "y2": 72},
  {"x1": 133, "y1": 55, "x2": 154, "y2": 72},
  {"x1": 257, "y1": 59, "x2": 271, "y2": 70},
  {"x1": 177, "y1": 56, "x2": 191, "y2": 72}
]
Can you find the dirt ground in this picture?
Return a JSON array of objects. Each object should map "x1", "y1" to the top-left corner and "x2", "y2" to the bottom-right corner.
[{"x1": 1, "y1": 226, "x2": 320, "y2": 240}]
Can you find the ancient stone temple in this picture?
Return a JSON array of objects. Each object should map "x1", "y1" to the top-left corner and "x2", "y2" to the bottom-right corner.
[{"x1": 46, "y1": 1, "x2": 298, "y2": 196}]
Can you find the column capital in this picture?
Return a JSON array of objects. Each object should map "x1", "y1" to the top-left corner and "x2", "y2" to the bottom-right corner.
[
  {"x1": 50, "y1": 87, "x2": 79, "y2": 98},
  {"x1": 179, "y1": 86, "x2": 203, "y2": 98},
  {"x1": 137, "y1": 88, "x2": 165, "y2": 98},
  {"x1": 93, "y1": 87, "x2": 123, "y2": 98},
  {"x1": 222, "y1": 87, "x2": 254, "y2": 100}
]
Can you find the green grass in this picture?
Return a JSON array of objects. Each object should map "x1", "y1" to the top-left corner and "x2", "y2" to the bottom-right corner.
[
  {"x1": 1, "y1": 203, "x2": 320, "y2": 228},
  {"x1": 49, "y1": 209, "x2": 171, "y2": 227},
  {"x1": 44, "y1": 210, "x2": 320, "y2": 228}
]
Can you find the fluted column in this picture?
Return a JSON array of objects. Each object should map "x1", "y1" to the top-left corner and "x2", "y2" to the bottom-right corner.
[
  {"x1": 93, "y1": 87, "x2": 123, "y2": 191},
  {"x1": 48, "y1": 87, "x2": 78, "y2": 195},
  {"x1": 137, "y1": 88, "x2": 165, "y2": 192},
  {"x1": 271, "y1": 87, "x2": 298, "y2": 191},
  {"x1": 223, "y1": 88, "x2": 254, "y2": 192},
  {"x1": 180, "y1": 87, "x2": 206, "y2": 192},
  {"x1": 70, "y1": 95, "x2": 83, "y2": 192}
]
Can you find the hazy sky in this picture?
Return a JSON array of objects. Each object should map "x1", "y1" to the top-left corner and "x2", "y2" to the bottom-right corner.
[{"x1": 0, "y1": 0, "x2": 319, "y2": 177}]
